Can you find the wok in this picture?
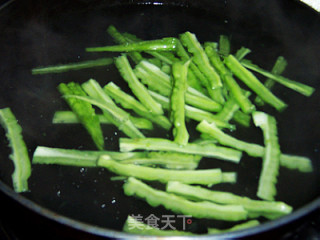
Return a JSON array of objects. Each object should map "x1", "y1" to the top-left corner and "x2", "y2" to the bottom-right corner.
[{"x1": 0, "y1": 0, "x2": 319, "y2": 239}]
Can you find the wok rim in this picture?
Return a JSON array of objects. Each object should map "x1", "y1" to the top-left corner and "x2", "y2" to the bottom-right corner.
[{"x1": 0, "y1": 179, "x2": 319, "y2": 239}]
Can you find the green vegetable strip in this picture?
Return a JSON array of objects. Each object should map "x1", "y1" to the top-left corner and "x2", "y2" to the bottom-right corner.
[
  {"x1": 216, "y1": 91, "x2": 252, "y2": 126},
  {"x1": 86, "y1": 37, "x2": 177, "y2": 52},
  {"x1": 197, "y1": 120, "x2": 264, "y2": 157},
  {"x1": 138, "y1": 60, "x2": 209, "y2": 102},
  {"x1": 166, "y1": 181, "x2": 292, "y2": 219},
  {"x1": 204, "y1": 41, "x2": 218, "y2": 50},
  {"x1": 241, "y1": 60, "x2": 315, "y2": 97},
  {"x1": 279, "y1": 154, "x2": 313, "y2": 173},
  {"x1": 120, "y1": 153, "x2": 201, "y2": 170},
  {"x1": 151, "y1": 58, "x2": 163, "y2": 68},
  {"x1": 0, "y1": 108, "x2": 31, "y2": 192},
  {"x1": 171, "y1": 60, "x2": 190, "y2": 145},
  {"x1": 32, "y1": 147, "x2": 149, "y2": 162},
  {"x1": 124, "y1": 151, "x2": 201, "y2": 170},
  {"x1": 188, "y1": 63, "x2": 214, "y2": 96},
  {"x1": 120, "y1": 159, "x2": 198, "y2": 170},
  {"x1": 232, "y1": 111, "x2": 251, "y2": 127},
  {"x1": 134, "y1": 66, "x2": 171, "y2": 96},
  {"x1": 98, "y1": 155, "x2": 222, "y2": 185},
  {"x1": 107, "y1": 25, "x2": 143, "y2": 64},
  {"x1": 196, "y1": 120, "x2": 311, "y2": 172},
  {"x1": 104, "y1": 81, "x2": 151, "y2": 114},
  {"x1": 208, "y1": 220, "x2": 260, "y2": 234},
  {"x1": 32, "y1": 146, "x2": 200, "y2": 170},
  {"x1": 174, "y1": 40, "x2": 206, "y2": 92},
  {"x1": 149, "y1": 90, "x2": 234, "y2": 129},
  {"x1": 235, "y1": 47, "x2": 251, "y2": 61},
  {"x1": 188, "y1": 63, "x2": 213, "y2": 94},
  {"x1": 182, "y1": 42, "x2": 224, "y2": 105},
  {"x1": 174, "y1": 41, "x2": 206, "y2": 92},
  {"x1": 65, "y1": 94, "x2": 145, "y2": 139},
  {"x1": 146, "y1": 57, "x2": 161, "y2": 67},
  {"x1": 179, "y1": 32, "x2": 224, "y2": 103},
  {"x1": 135, "y1": 60, "x2": 222, "y2": 112},
  {"x1": 186, "y1": 68, "x2": 207, "y2": 93},
  {"x1": 176, "y1": 40, "x2": 213, "y2": 95},
  {"x1": 110, "y1": 176, "x2": 128, "y2": 181},
  {"x1": 219, "y1": 35, "x2": 231, "y2": 56},
  {"x1": 253, "y1": 112, "x2": 281, "y2": 201},
  {"x1": 221, "y1": 172, "x2": 237, "y2": 184},
  {"x1": 205, "y1": 46, "x2": 255, "y2": 114},
  {"x1": 145, "y1": 50, "x2": 177, "y2": 65},
  {"x1": 179, "y1": 32, "x2": 222, "y2": 88},
  {"x1": 216, "y1": 97, "x2": 242, "y2": 122},
  {"x1": 124, "y1": 177, "x2": 248, "y2": 221},
  {"x1": 149, "y1": 90, "x2": 234, "y2": 130},
  {"x1": 80, "y1": 79, "x2": 145, "y2": 138},
  {"x1": 203, "y1": 45, "x2": 224, "y2": 74},
  {"x1": 115, "y1": 55, "x2": 164, "y2": 115},
  {"x1": 32, "y1": 146, "x2": 197, "y2": 165},
  {"x1": 161, "y1": 64, "x2": 171, "y2": 74},
  {"x1": 119, "y1": 138, "x2": 242, "y2": 163},
  {"x1": 104, "y1": 82, "x2": 171, "y2": 130},
  {"x1": 137, "y1": 60, "x2": 210, "y2": 101},
  {"x1": 147, "y1": 152, "x2": 201, "y2": 162},
  {"x1": 263, "y1": 57, "x2": 288, "y2": 89},
  {"x1": 185, "y1": 91, "x2": 222, "y2": 113},
  {"x1": 52, "y1": 111, "x2": 103, "y2": 124},
  {"x1": 122, "y1": 31, "x2": 179, "y2": 65},
  {"x1": 198, "y1": 133, "x2": 218, "y2": 142},
  {"x1": 123, "y1": 216, "x2": 194, "y2": 236},
  {"x1": 31, "y1": 58, "x2": 113, "y2": 75},
  {"x1": 254, "y1": 56, "x2": 288, "y2": 106},
  {"x1": 123, "y1": 116, "x2": 152, "y2": 130},
  {"x1": 58, "y1": 82, "x2": 104, "y2": 150},
  {"x1": 52, "y1": 111, "x2": 153, "y2": 130},
  {"x1": 225, "y1": 55, "x2": 287, "y2": 111},
  {"x1": 33, "y1": 146, "x2": 104, "y2": 167}
]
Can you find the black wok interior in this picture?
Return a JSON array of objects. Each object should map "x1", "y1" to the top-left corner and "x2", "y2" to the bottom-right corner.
[{"x1": 0, "y1": 0, "x2": 319, "y2": 237}]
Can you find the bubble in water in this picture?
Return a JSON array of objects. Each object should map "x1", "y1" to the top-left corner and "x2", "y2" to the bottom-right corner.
[
  {"x1": 101, "y1": 203, "x2": 106, "y2": 208},
  {"x1": 111, "y1": 199, "x2": 116, "y2": 204},
  {"x1": 56, "y1": 190, "x2": 61, "y2": 197},
  {"x1": 80, "y1": 167, "x2": 85, "y2": 173}
]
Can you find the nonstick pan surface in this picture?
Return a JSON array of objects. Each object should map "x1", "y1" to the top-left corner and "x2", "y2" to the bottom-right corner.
[{"x1": 0, "y1": 0, "x2": 319, "y2": 238}]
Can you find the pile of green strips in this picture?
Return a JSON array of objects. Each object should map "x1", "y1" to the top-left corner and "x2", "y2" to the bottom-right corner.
[{"x1": 0, "y1": 25, "x2": 315, "y2": 235}]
